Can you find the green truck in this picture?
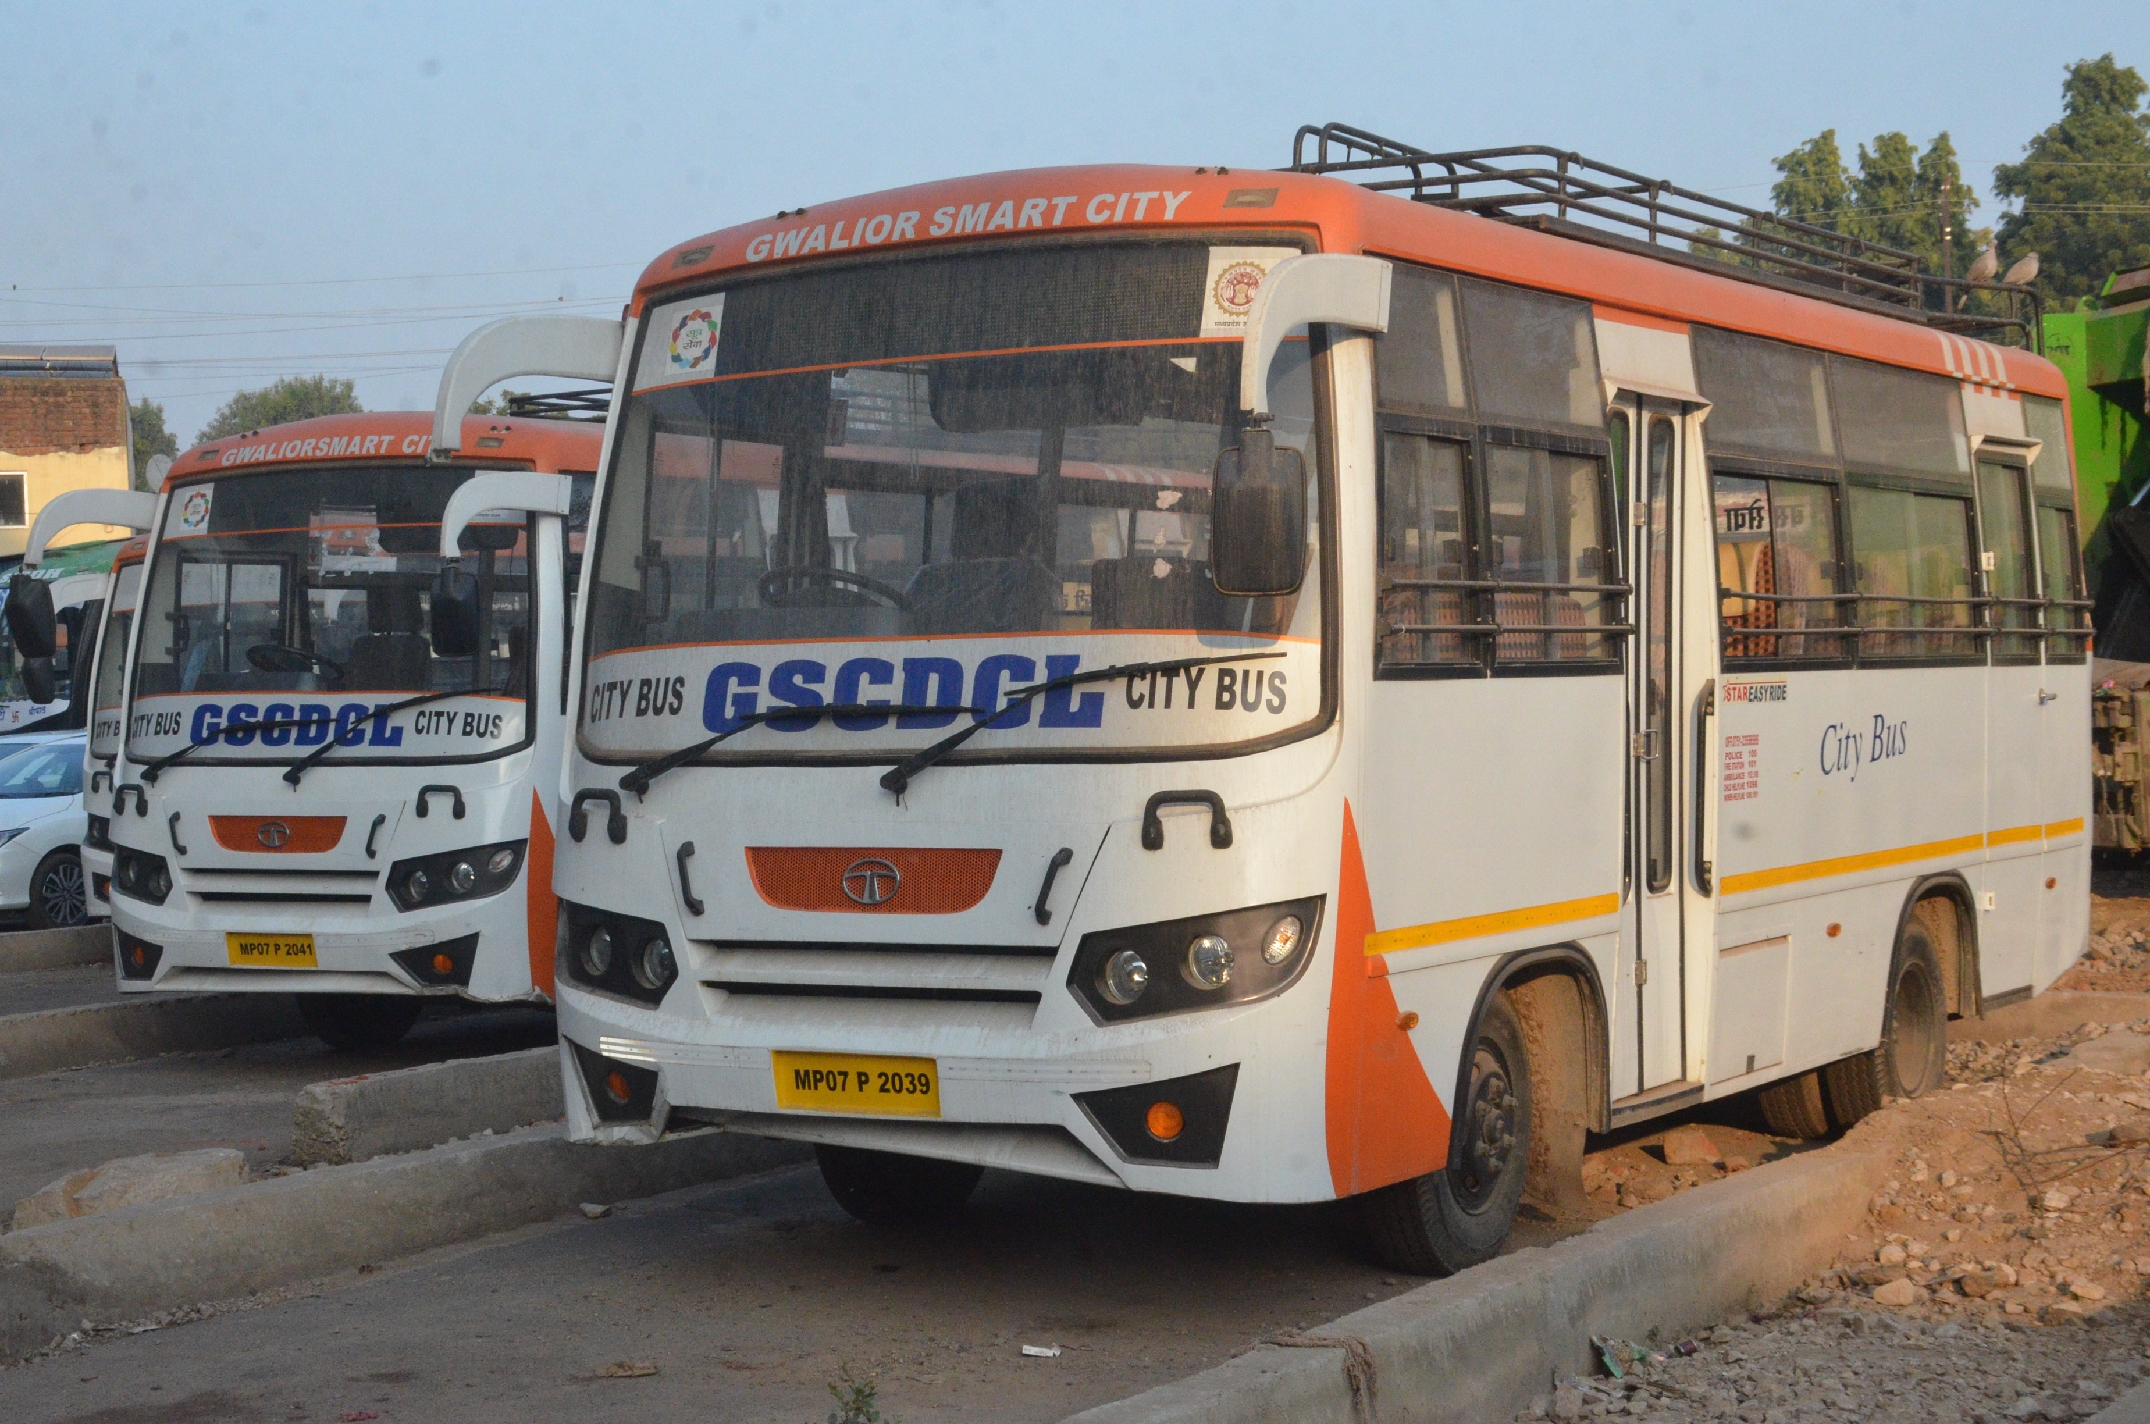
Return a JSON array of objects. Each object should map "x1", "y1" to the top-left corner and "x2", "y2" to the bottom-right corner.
[{"x1": 2056, "y1": 267, "x2": 2150, "y2": 848}]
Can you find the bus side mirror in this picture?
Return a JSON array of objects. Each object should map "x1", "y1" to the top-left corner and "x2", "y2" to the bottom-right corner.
[
  {"x1": 4, "y1": 575, "x2": 55, "y2": 659},
  {"x1": 20, "y1": 657, "x2": 55, "y2": 706},
  {"x1": 1209, "y1": 429, "x2": 1307, "y2": 597},
  {"x1": 430, "y1": 566, "x2": 481, "y2": 659}
]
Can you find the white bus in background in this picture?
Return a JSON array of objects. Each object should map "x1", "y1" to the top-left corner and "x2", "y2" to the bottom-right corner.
[
  {"x1": 8, "y1": 488, "x2": 161, "y2": 923},
  {"x1": 463, "y1": 145, "x2": 2085, "y2": 1274},
  {"x1": 105, "y1": 412, "x2": 601, "y2": 1048}
]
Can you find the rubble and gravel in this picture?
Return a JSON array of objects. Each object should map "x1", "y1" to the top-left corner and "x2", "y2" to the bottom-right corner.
[{"x1": 1516, "y1": 1029, "x2": 2150, "y2": 1422}]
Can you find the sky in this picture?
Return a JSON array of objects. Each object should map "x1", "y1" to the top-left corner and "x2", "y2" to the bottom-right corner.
[{"x1": 2, "y1": 0, "x2": 2140, "y2": 446}]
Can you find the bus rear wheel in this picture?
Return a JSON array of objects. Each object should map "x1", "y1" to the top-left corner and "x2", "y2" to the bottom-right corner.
[
  {"x1": 296, "y1": 993, "x2": 423, "y2": 1051},
  {"x1": 1359, "y1": 992, "x2": 1532, "y2": 1276},
  {"x1": 1823, "y1": 915, "x2": 1950, "y2": 1127},
  {"x1": 815, "y1": 1144, "x2": 982, "y2": 1226},
  {"x1": 1756, "y1": 1070, "x2": 1832, "y2": 1139}
]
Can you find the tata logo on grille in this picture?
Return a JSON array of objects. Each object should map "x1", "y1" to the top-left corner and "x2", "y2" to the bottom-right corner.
[
  {"x1": 256, "y1": 821, "x2": 291, "y2": 849},
  {"x1": 841, "y1": 858, "x2": 901, "y2": 906}
]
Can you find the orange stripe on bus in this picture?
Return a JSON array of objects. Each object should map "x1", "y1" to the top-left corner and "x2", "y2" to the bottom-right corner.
[
  {"x1": 1722, "y1": 831, "x2": 2010, "y2": 896},
  {"x1": 1593, "y1": 305, "x2": 1689, "y2": 334},
  {"x1": 2045, "y1": 818, "x2": 2085, "y2": 839},
  {"x1": 1986, "y1": 824, "x2": 2044, "y2": 848},
  {"x1": 1363, "y1": 892, "x2": 1622, "y2": 957}
]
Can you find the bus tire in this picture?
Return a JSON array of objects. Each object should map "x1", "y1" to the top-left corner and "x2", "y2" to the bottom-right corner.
[
  {"x1": 25, "y1": 849, "x2": 89, "y2": 929},
  {"x1": 1756, "y1": 1070, "x2": 1832, "y2": 1139},
  {"x1": 1359, "y1": 991, "x2": 1531, "y2": 1276},
  {"x1": 296, "y1": 993, "x2": 423, "y2": 1051},
  {"x1": 815, "y1": 1144, "x2": 982, "y2": 1226},
  {"x1": 1822, "y1": 916, "x2": 1950, "y2": 1127}
]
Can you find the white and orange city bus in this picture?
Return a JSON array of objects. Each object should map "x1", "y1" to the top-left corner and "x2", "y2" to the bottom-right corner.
[
  {"x1": 447, "y1": 135, "x2": 2087, "y2": 1271},
  {"x1": 105, "y1": 411, "x2": 600, "y2": 1048}
]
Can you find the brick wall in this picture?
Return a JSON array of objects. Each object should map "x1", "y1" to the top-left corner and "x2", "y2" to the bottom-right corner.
[{"x1": 0, "y1": 377, "x2": 128, "y2": 456}]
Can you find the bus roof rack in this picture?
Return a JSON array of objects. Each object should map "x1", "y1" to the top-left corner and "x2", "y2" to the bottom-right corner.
[
  {"x1": 502, "y1": 388, "x2": 611, "y2": 422},
  {"x1": 1287, "y1": 124, "x2": 2040, "y2": 350}
]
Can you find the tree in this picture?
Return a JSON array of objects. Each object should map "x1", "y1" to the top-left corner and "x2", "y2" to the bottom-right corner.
[
  {"x1": 1770, "y1": 130, "x2": 1853, "y2": 231},
  {"x1": 195, "y1": 375, "x2": 362, "y2": 445},
  {"x1": 128, "y1": 398, "x2": 177, "y2": 491},
  {"x1": 1994, "y1": 54, "x2": 2150, "y2": 307}
]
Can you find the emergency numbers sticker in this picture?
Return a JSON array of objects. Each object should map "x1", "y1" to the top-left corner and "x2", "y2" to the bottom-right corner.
[
  {"x1": 635, "y1": 295, "x2": 728, "y2": 392},
  {"x1": 168, "y1": 485, "x2": 214, "y2": 537},
  {"x1": 1722, "y1": 733, "x2": 1760, "y2": 802},
  {"x1": 1200, "y1": 247, "x2": 1298, "y2": 337}
]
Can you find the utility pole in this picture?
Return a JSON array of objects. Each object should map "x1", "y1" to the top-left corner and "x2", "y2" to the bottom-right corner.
[{"x1": 1941, "y1": 171, "x2": 1955, "y2": 314}]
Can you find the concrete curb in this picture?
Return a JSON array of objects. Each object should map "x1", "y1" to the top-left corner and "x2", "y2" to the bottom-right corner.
[
  {"x1": 0, "y1": 926, "x2": 112, "y2": 974},
  {"x1": 1062, "y1": 1141, "x2": 1890, "y2": 1424},
  {"x1": 2090, "y1": 1380, "x2": 2150, "y2": 1424},
  {"x1": 0, "y1": 995, "x2": 307, "y2": 1081},
  {"x1": 292, "y1": 1046, "x2": 560, "y2": 1165},
  {"x1": 0, "y1": 1123, "x2": 809, "y2": 1362},
  {"x1": 1951, "y1": 991, "x2": 2150, "y2": 1043}
]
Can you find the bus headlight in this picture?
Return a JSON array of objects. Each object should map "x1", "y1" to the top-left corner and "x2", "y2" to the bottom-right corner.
[
  {"x1": 112, "y1": 847, "x2": 173, "y2": 905},
  {"x1": 559, "y1": 901, "x2": 679, "y2": 1007},
  {"x1": 386, "y1": 840, "x2": 526, "y2": 912},
  {"x1": 1067, "y1": 897, "x2": 1324, "y2": 1024}
]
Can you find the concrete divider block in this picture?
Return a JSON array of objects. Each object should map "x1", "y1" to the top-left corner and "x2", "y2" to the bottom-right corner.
[
  {"x1": 0, "y1": 995, "x2": 307, "y2": 1081},
  {"x1": 0, "y1": 926, "x2": 112, "y2": 975},
  {"x1": 1951, "y1": 990, "x2": 2150, "y2": 1043},
  {"x1": 0, "y1": 1123, "x2": 809, "y2": 1363},
  {"x1": 292, "y1": 1046, "x2": 561, "y2": 1165},
  {"x1": 1065, "y1": 1140, "x2": 1891, "y2": 1424}
]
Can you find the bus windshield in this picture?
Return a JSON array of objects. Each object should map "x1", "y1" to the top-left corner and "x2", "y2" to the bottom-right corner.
[
  {"x1": 126, "y1": 465, "x2": 534, "y2": 768},
  {"x1": 88, "y1": 562, "x2": 142, "y2": 759},
  {"x1": 584, "y1": 239, "x2": 1325, "y2": 764}
]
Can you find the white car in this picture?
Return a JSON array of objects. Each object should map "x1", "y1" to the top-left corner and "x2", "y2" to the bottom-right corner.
[{"x1": 0, "y1": 737, "x2": 91, "y2": 928}]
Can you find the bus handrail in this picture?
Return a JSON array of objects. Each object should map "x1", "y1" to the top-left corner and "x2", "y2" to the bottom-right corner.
[{"x1": 1382, "y1": 576, "x2": 1633, "y2": 596}]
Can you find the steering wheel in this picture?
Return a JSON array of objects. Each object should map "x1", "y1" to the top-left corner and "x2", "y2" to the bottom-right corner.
[
  {"x1": 757, "y1": 565, "x2": 913, "y2": 611},
  {"x1": 246, "y1": 643, "x2": 345, "y2": 680}
]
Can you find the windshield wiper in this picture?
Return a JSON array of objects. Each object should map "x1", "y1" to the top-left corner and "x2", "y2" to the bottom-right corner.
[
  {"x1": 617, "y1": 704, "x2": 981, "y2": 798},
  {"x1": 139, "y1": 708, "x2": 351, "y2": 784},
  {"x1": 878, "y1": 651, "x2": 1288, "y2": 798},
  {"x1": 281, "y1": 685, "x2": 502, "y2": 787}
]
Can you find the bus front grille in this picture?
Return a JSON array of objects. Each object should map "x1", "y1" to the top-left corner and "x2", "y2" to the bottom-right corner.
[{"x1": 694, "y1": 942, "x2": 1054, "y2": 1011}]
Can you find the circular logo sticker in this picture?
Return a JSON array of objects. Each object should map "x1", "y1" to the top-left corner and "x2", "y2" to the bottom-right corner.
[
  {"x1": 1211, "y1": 261, "x2": 1267, "y2": 319},
  {"x1": 669, "y1": 309, "x2": 721, "y2": 373},
  {"x1": 177, "y1": 489, "x2": 213, "y2": 532}
]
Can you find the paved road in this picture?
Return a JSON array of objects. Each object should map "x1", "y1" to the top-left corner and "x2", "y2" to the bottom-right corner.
[
  {"x1": 0, "y1": 963, "x2": 122, "y2": 1018},
  {"x1": 0, "y1": 1155, "x2": 1439, "y2": 1424},
  {"x1": 0, "y1": 1005, "x2": 556, "y2": 1208}
]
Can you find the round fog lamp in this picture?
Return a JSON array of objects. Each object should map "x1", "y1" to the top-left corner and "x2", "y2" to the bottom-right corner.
[
  {"x1": 486, "y1": 847, "x2": 517, "y2": 877},
  {"x1": 1261, "y1": 915, "x2": 1304, "y2": 966},
  {"x1": 632, "y1": 935, "x2": 676, "y2": 991},
  {"x1": 448, "y1": 860, "x2": 477, "y2": 894},
  {"x1": 1146, "y1": 1101, "x2": 1185, "y2": 1141},
  {"x1": 1099, "y1": 949, "x2": 1150, "y2": 1006},
  {"x1": 406, "y1": 868, "x2": 431, "y2": 902},
  {"x1": 1184, "y1": 934, "x2": 1234, "y2": 990},
  {"x1": 580, "y1": 924, "x2": 614, "y2": 979}
]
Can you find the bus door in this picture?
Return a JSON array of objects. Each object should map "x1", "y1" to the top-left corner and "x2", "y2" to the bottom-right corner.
[
  {"x1": 1613, "y1": 394, "x2": 1705, "y2": 1091},
  {"x1": 1974, "y1": 450, "x2": 2041, "y2": 998}
]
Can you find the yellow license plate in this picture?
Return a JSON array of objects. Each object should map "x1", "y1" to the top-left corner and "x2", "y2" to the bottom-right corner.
[
  {"x1": 225, "y1": 932, "x2": 317, "y2": 968},
  {"x1": 772, "y1": 1051, "x2": 940, "y2": 1117}
]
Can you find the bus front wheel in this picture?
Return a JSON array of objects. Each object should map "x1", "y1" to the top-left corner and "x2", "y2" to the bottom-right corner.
[
  {"x1": 296, "y1": 993, "x2": 423, "y2": 1051},
  {"x1": 1359, "y1": 991, "x2": 1532, "y2": 1276},
  {"x1": 815, "y1": 1144, "x2": 982, "y2": 1226},
  {"x1": 1823, "y1": 916, "x2": 1950, "y2": 1127}
]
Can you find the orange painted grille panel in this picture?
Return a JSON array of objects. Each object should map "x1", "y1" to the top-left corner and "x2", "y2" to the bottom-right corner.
[
  {"x1": 744, "y1": 847, "x2": 1001, "y2": 914},
  {"x1": 209, "y1": 816, "x2": 348, "y2": 854}
]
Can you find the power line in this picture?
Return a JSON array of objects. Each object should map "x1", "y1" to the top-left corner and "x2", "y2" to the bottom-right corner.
[{"x1": 6, "y1": 260, "x2": 643, "y2": 295}]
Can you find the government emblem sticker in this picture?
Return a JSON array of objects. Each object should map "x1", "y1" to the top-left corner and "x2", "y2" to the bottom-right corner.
[{"x1": 1199, "y1": 247, "x2": 1299, "y2": 337}]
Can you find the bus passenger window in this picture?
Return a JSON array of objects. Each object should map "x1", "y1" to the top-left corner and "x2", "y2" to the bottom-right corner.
[
  {"x1": 1846, "y1": 486, "x2": 1978, "y2": 660},
  {"x1": 1714, "y1": 475, "x2": 1840, "y2": 661},
  {"x1": 1460, "y1": 280, "x2": 1604, "y2": 429},
  {"x1": 1373, "y1": 268, "x2": 1466, "y2": 414},
  {"x1": 1377, "y1": 433, "x2": 1471, "y2": 668},
  {"x1": 1482, "y1": 443, "x2": 1617, "y2": 663},
  {"x1": 2037, "y1": 504, "x2": 2086, "y2": 660}
]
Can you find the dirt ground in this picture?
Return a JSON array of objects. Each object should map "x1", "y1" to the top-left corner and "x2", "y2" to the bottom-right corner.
[{"x1": 1515, "y1": 872, "x2": 2150, "y2": 1423}]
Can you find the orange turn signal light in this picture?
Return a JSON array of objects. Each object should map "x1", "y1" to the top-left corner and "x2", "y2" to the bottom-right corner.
[
  {"x1": 604, "y1": 1070, "x2": 634, "y2": 1105},
  {"x1": 431, "y1": 952, "x2": 455, "y2": 976},
  {"x1": 1826, "y1": 923, "x2": 1842, "y2": 938},
  {"x1": 1145, "y1": 1101, "x2": 1184, "y2": 1142}
]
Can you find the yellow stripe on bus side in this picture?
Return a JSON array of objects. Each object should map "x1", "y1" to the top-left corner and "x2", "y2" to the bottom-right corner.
[
  {"x1": 1721, "y1": 820, "x2": 2083, "y2": 897},
  {"x1": 1364, "y1": 892, "x2": 1621, "y2": 958}
]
